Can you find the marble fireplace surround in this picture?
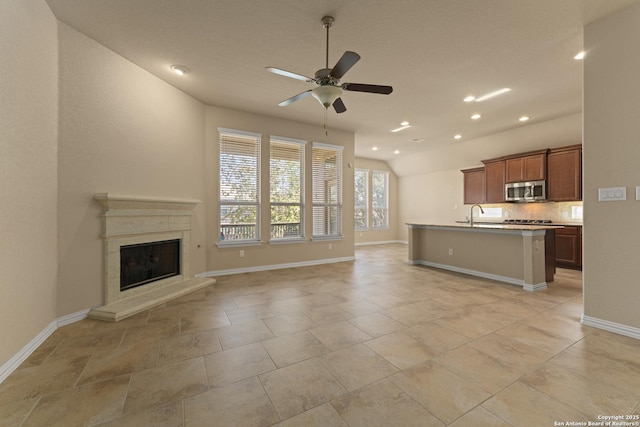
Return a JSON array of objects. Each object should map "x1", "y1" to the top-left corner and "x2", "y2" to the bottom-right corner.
[{"x1": 88, "y1": 193, "x2": 215, "y2": 321}]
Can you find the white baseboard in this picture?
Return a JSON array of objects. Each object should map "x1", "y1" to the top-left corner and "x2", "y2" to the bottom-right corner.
[
  {"x1": 0, "y1": 308, "x2": 90, "y2": 384},
  {"x1": 196, "y1": 256, "x2": 356, "y2": 277},
  {"x1": 581, "y1": 315, "x2": 640, "y2": 340},
  {"x1": 354, "y1": 240, "x2": 406, "y2": 247}
]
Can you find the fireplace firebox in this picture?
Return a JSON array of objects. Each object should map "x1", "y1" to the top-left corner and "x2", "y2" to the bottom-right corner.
[{"x1": 120, "y1": 239, "x2": 181, "y2": 291}]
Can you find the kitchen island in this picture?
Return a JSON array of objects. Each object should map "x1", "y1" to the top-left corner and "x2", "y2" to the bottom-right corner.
[{"x1": 407, "y1": 223, "x2": 560, "y2": 291}]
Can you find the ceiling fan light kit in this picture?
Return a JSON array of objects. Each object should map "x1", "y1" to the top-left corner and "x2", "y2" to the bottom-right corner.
[{"x1": 266, "y1": 15, "x2": 393, "y2": 114}]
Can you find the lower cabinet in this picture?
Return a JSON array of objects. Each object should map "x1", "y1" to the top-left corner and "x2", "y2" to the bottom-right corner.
[{"x1": 555, "y1": 226, "x2": 582, "y2": 270}]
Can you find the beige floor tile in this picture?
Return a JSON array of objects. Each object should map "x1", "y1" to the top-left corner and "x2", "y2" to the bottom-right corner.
[
  {"x1": 0, "y1": 397, "x2": 39, "y2": 427},
  {"x1": 260, "y1": 358, "x2": 347, "y2": 419},
  {"x1": 204, "y1": 342, "x2": 276, "y2": 388},
  {"x1": 365, "y1": 292, "x2": 408, "y2": 309},
  {"x1": 336, "y1": 300, "x2": 382, "y2": 316},
  {"x1": 568, "y1": 329, "x2": 640, "y2": 369},
  {"x1": 274, "y1": 403, "x2": 348, "y2": 427},
  {"x1": 468, "y1": 333, "x2": 554, "y2": 372},
  {"x1": 331, "y1": 379, "x2": 443, "y2": 427},
  {"x1": 76, "y1": 337, "x2": 159, "y2": 386},
  {"x1": 389, "y1": 360, "x2": 491, "y2": 424},
  {"x1": 348, "y1": 312, "x2": 405, "y2": 337},
  {"x1": 522, "y1": 310, "x2": 594, "y2": 341},
  {"x1": 122, "y1": 357, "x2": 209, "y2": 416},
  {"x1": 48, "y1": 328, "x2": 125, "y2": 360},
  {"x1": 98, "y1": 400, "x2": 183, "y2": 427},
  {"x1": 216, "y1": 319, "x2": 274, "y2": 349},
  {"x1": 184, "y1": 376, "x2": 279, "y2": 427},
  {"x1": 402, "y1": 322, "x2": 470, "y2": 356},
  {"x1": 309, "y1": 320, "x2": 372, "y2": 350},
  {"x1": 320, "y1": 343, "x2": 398, "y2": 391},
  {"x1": 179, "y1": 309, "x2": 231, "y2": 335},
  {"x1": 382, "y1": 305, "x2": 444, "y2": 326},
  {"x1": 447, "y1": 406, "x2": 512, "y2": 426},
  {"x1": 22, "y1": 375, "x2": 130, "y2": 427},
  {"x1": 0, "y1": 354, "x2": 91, "y2": 403},
  {"x1": 225, "y1": 304, "x2": 274, "y2": 325},
  {"x1": 302, "y1": 305, "x2": 352, "y2": 325},
  {"x1": 263, "y1": 311, "x2": 316, "y2": 336},
  {"x1": 483, "y1": 381, "x2": 590, "y2": 426},
  {"x1": 262, "y1": 330, "x2": 330, "y2": 367},
  {"x1": 158, "y1": 329, "x2": 221, "y2": 365},
  {"x1": 120, "y1": 319, "x2": 181, "y2": 346},
  {"x1": 495, "y1": 322, "x2": 577, "y2": 354},
  {"x1": 364, "y1": 331, "x2": 433, "y2": 369},
  {"x1": 433, "y1": 344, "x2": 525, "y2": 394}
]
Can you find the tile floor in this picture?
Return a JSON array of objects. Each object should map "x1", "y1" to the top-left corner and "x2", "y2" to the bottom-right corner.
[{"x1": 1, "y1": 244, "x2": 639, "y2": 426}]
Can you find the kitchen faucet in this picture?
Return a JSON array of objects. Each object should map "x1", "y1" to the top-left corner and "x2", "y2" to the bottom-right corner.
[{"x1": 470, "y1": 204, "x2": 484, "y2": 226}]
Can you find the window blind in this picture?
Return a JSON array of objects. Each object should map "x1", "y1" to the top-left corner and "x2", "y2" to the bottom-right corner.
[
  {"x1": 270, "y1": 136, "x2": 305, "y2": 240},
  {"x1": 218, "y1": 128, "x2": 261, "y2": 242},
  {"x1": 312, "y1": 143, "x2": 343, "y2": 238}
]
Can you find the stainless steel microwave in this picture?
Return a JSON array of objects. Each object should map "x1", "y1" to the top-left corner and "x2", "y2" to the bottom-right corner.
[{"x1": 505, "y1": 180, "x2": 546, "y2": 202}]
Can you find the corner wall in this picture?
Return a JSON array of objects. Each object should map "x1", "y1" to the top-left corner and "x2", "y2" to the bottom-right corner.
[
  {"x1": 583, "y1": 3, "x2": 640, "y2": 331},
  {"x1": 56, "y1": 22, "x2": 207, "y2": 316},
  {"x1": 0, "y1": 0, "x2": 59, "y2": 366}
]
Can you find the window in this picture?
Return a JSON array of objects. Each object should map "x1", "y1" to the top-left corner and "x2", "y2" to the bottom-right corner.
[
  {"x1": 312, "y1": 143, "x2": 343, "y2": 239},
  {"x1": 270, "y1": 136, "x2": 305, "y2": 241},
  {"x1": 218, "y1": 128, "x2": 261, "y2": 243},
  {"x1": 354, "y1": 169, "x2": 368, "y2": 230},
  {"x1": 371, "y1": 170, "x2": 389, "y2": 230}
]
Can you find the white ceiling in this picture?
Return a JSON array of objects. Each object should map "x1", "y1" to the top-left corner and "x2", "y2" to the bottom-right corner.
[{"x1": 45, "y1": 0, "x2": 638, "y2": 161}]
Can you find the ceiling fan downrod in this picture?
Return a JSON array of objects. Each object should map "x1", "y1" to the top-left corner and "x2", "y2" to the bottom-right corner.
[{"x1": 322, "y1": 16, "x2": 334, "y2": 70}]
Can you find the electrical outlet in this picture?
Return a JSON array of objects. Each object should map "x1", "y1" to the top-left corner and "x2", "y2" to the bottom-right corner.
[
  {"x1": 448, "y1": 248, "x2": 454, "y2": 255},
  {"x1": 239, "y1": 250, "x2": 244, "y2": 258}
]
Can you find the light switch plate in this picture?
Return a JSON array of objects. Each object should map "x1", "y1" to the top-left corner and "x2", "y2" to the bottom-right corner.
[
  {"x1": 598, "y1": 187, "x2": 627, "y2": 201},
  {"x1": 636, "y1": 186, "x2": 640, "y2": 201}
]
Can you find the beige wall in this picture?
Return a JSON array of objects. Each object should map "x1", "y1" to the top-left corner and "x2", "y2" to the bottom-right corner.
[
  {"x1": 204, "y1": 106, "x2": 355, "y2": 273},
  {"x1": 583, "y1": 4, "x2": 640, "y2": 329},
  {"x1": 56, "y1": 22, "x2": 207, "y2": 315},
  {"x1": 354, "y1": 158, "x2": 399, "y2": 245},
  {"x1": 0, "y1": 0, "x2": 59, "y2": 365}
]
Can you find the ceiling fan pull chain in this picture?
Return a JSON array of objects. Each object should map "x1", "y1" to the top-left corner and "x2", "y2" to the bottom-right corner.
[{"x1": 324, "y1": 107, "x2": 328, "y2": 136}]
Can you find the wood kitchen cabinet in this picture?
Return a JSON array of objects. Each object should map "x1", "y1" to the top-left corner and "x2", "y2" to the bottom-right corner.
[
  {"x1": 462, "y1": 167, "x2": 485, "y2": 204},
  {"x1": 505, "y1": 150, "x2": 547, "y2": 183},
  {"x1": 555, "y1": 225, "x2": 582, "y2": 270},
  {"x1": 483, "y1": 160, "x2": 506, "y2": 203},
  {"x1": 548, "y1": 144, "x2": 582, "y2": 201}
]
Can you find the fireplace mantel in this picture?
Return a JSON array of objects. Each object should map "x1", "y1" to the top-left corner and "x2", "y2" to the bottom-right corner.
[{"x1": 89, "y1": 193, "x2": 214, "y2": 321}]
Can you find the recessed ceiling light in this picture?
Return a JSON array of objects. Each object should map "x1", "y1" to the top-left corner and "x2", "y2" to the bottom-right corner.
[
  {"x1": 170, "y1": 65, "x2": 189, "y2": 76},
  {"x1": 518, "y1": 115, "x2": 530, "y2": 122},
  {"x1": 454, "y1": 134, "x2": 462, "y2": 140},
  {"x1": 471, "y1": 114, "x2": 481, "y2": 120},
  {"x1": 574, "y1": 51, "x2": 586, "y2": 60},
  {"x1": 394, "y1": 150, "x2": 400, "y2": 154},
  {"x1": 372, "y1": 146, "x2": 378, "y2": 151},
  {"x1": 463, "y1": 95, "x2": 476, "y2": 103},
  {"x1": 400, "y1": 121, "x2": 410, "y2": 126},
  {"x1": 391, "y1": 125, "x2": 411, "y2": 133},
  {"x1": 474, "y1": 88, "x2": 511, "y2": 102}
]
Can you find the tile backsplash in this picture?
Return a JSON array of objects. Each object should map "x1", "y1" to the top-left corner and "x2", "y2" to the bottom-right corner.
[{"x1": 478, "y1": 201, "x2": 583, "y2": 224}]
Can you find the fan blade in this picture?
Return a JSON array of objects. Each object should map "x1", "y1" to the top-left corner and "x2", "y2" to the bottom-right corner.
[
  {"x1": 266, "y1": 67, "x2": 314, "y2": 83},
  {"x1": 279, "y1": 90, "x2": 312, "y2": 106},
  {"x1": 329, "y1": 51, "x2": 361, "y2": 79},
  {"x1": 342, "y1": 83, "x2": 393, "y2": 95},
  {"x1": 333, "y1": 97, "x2": 347, "y2": 114}
]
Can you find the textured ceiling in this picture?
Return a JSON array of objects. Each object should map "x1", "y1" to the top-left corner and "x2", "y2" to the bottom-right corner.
[{"x1": 46, "y1": 0, "x2": 639, "y2": 161}]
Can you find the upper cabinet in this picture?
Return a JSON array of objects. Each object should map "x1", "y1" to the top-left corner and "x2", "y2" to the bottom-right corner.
[
  {"x1": 462, "y1": 167, "x2": 485, "y2": 204},
  {"x1": 505, "y1": 150, "x2": 548, "y2": 183},
  {"x1": 547, "y1": 144, "x2": 582, "y2": 201},
  {"x1": 483, "y1": 159, "x2": 506, "y2": 203}
]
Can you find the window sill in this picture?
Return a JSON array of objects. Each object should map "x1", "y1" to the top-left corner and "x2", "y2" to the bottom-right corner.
[
  {"x1": 269, "y1": 238, "x2": 306, "y2": 245},
  {"x1": 312, "y1": 235, "x2": 343, "y2": 242}
]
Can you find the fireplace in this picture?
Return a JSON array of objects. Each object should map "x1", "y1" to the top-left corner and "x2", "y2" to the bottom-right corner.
[
  {"x1": 120, "y1": 239, "x2": 181, "y2": 291},
  {"x1": 89, "y1": 194, "x2": 215, "y2": 321}
]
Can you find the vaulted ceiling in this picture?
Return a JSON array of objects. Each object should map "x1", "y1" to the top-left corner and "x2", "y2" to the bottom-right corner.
[{"x1": 46, "y1": 0, "x2": 638, "y2": 161}]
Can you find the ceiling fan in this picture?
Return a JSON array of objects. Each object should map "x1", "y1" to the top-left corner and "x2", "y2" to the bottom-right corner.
[{"x1": 266, "y1": 16, "x2": 393, "y2": 114}]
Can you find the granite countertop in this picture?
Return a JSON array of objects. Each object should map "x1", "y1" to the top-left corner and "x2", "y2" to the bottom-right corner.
[{"x1": 407, "y1": 222, "x2": 565, "y2": 231}]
